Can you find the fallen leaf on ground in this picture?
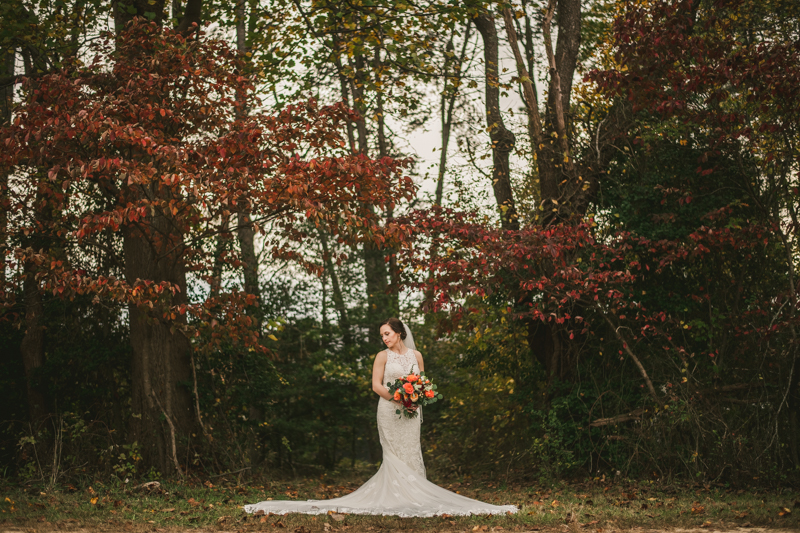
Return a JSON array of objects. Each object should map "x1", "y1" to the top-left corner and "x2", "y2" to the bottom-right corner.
[
  {"x1": 330, "y1": 513, "x2": 346, "y2": 522},
  {"x1": 700, "y1": 521, "x2": 713, "y2": 528}
]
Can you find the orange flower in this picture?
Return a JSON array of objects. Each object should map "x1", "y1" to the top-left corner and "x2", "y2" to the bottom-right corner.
[
  {"x1": 393, "y1": 390, "x2": 402, "y2": 401},
  {"x1": 403, "y1": 382, "x2": 414, "y2": 394},
  {"x1": 407, "y1": 374, "x2": 419, "y2": 383},
  {"x1": 425, "y1": 390, "x2": 435, "y2": 398},
  {"x1": 410, "y1": 392, "x2": 419, "y2": 402}
]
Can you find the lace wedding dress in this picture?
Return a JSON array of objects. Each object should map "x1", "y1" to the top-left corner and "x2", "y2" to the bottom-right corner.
[{"x1": 244, "y1": 348, "x2": 518, "y2": 517}]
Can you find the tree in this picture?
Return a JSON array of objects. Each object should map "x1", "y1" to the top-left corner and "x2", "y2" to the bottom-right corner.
[
  {"x1": 1, "y1": 21, "x2": 414, "y2": 471},
  {"x1": 588, "y1": 0, "x2": 800, "y2": 470},
  {"x1": 400, "y1": 0, "x2": 800, "y2": 479}
]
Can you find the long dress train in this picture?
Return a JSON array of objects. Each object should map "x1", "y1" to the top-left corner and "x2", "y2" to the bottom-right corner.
[{"x1": 244, "y1": 348, "x2": 518, "y2": 517}]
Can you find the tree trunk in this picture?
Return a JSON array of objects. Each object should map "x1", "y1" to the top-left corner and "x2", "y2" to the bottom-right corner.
[
  {"x1": 502, "y1": 0, "x2": 584, "y2": 387},
  {"x1": 348, "y1": 53, "x2": 370, "y2": 155},
  {"x1": 237, "y1": 210, "x2": 260, "y2": 306},
  {"x1": 113, "y1": 0, "x2": 167, "y2": 31},
  {"x1": 346, "y1": 50, "x2": 392, "y2": 342},
  {"x1": 789, "y1": 365, "x2": 800, "y2": 466},
  {"x1": 209, "y1": 214, "x2": 230, "y2": 300},
  {"x1": 333, "y1": 43, "x2": 357, "y2": 153},
  {"x1": 116, "y1": 0, "x2": 200, "y2": 474},
  {"x1": 124, "y1": 217, "x2": 196, "y2": 474},
  {"x1": 426, "y1": 25, "x2": 471, "y2": 313},
  {"x1": 319, "y1": 229, "x2": 352, "y2": 345},
  {"x1": 374, "y1": 49, "x2": 400, "y2": 318},
  {"x1": 1, "y1": 49, "x2": 13, "y2": 284},
  {"x1": 551, "y1": 0, "x2": 581, "y2": 117},
  {"x1": 234, "y1": 0, "x2": 264, "y2": 468},
  {"x1": 473, "y1": 10, "x2": 519, "y2": 232},
  {"x1": 21, "y1": 267, "x2": 48, "y2": 425}
]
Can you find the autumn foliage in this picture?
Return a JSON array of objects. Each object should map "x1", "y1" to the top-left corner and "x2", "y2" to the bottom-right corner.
[
  {"x1": 1, "y1": 21, "x2": 413, "y2": 345},
  {"x1": 1, "y1": 21, "x2": 414, "y2": 472},
  {"x1": 2, "y1": 0, "x2": 799, "y2": 484},
  {"x1": 397, "y1": 0, "x2": 800, "y2": 479}
]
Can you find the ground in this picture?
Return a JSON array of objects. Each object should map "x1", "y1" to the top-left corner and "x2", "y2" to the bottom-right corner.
[{"x1": 1, "y1": 476, "x2": 798, "y2": 532}]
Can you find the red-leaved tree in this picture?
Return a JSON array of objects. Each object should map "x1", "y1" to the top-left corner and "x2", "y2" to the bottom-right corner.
[
  {"x1": 399, "y1": 0, "x2": 800, "y2": 477},
  {"x1": 1, "y1": 21, "x2": 414, "y2": 472}
]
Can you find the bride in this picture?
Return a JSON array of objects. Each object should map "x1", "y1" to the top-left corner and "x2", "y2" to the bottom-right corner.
[{"x1": 244, "y1": 317, "x2": 518, "y2": 517}]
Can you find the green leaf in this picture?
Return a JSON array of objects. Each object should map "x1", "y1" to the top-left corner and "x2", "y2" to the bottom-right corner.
[{"x1": 144, "y1": 11, "x2": 156, "y2": 19}]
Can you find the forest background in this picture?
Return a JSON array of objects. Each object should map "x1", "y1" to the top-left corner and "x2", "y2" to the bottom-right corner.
[{"x1": 1, "y1": 0, "x2": 799, "y2": 491}]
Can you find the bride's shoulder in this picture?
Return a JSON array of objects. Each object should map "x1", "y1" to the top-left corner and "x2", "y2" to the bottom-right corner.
[
  {"x1": 375, "y1": 349, "x2": 388, "y2": 359},
  {"x1": 413, "y1": 349, "x2": 423, "y2": 360}
]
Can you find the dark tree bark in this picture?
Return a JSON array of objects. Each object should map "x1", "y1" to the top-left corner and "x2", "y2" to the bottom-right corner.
[
  {"x1": 1, "y1": 49, "x2": 13, "y2": 284},
  {"x1": 502, "y1": 0, "x2": 634, "y2": 387},
  {"x1": 344, "y1": 49, "x2": 393, "y2": 343},
  {"x1": 116, "y1": 1, "x2": 203, "y2": 474},
  {"x1": 551, "y1": 0, "x2": 581, "y2": 118},
  {"x1": 332, "y1": 39, "x2": 356, "y2": 153},
  {"x1": 319, "y1": 229, "x2": 352, "y2": 345},
  {"x1": 237, "y1": 210, "x2": 260, "y2": 306},
  {"x1": 209, "y1": 215, "x2": 230, "y2": 300},
  {"x1": 20, "y1": 267, "x2": 48, "y2": 424},
  {"x1": 374, "y1": 48, "x2": 400, "y2": 318},
  {"x1": 789, "y1": 365, "x2": 800, "y2": 466},
  {"x1": 233, "y1": 0, "x2": 264, "y2": 468},
  {"x1": 113, "y1": 0, "x2": 167, "y2": 30},
  {"x1": 348, "y1": 53, "x2": 370, "y2": 155},
  {"x1": 425, "y1": 25, "x2": 471, "y2": 314},
  {"x1": 473, "y1": 11, "x2": 519, "y2": 232},
  {"x1": 124, "y1": 219, "x2": 195, "y2": 474},
  {"x1": 177, "y1": 0, "x2": 203, "y2": 33}
]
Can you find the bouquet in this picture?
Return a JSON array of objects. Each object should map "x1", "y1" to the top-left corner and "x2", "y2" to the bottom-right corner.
[{"x1": 386, "y1": 368, "x2": 442, "y2": 419}]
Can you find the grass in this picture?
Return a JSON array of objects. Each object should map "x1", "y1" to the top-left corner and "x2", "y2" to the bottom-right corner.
[{"x1": 1, "y1": 475, "x2": 798, "y2": 532}]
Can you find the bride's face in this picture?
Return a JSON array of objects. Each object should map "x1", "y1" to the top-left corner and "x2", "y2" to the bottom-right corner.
[{"x1": 380, "y1": 325, "x2": 401, "y2": 348}]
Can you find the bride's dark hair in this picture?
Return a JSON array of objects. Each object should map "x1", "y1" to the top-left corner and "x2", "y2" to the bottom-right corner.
[{"x1": 380, "y1": 317, "x2": 407, "y2": 340}]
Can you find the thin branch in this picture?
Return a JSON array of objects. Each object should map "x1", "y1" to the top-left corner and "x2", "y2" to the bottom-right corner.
[
  {"x1": 501, "y1": 7, "x2": 543, "y2": 147},
  {"x1": 151, "y1": 393, "x2": 184, "y2": 478},
  {"x1": 589, "y1": 408, "x2": 645, "y2": 428},
  {"x1": 599, "y1": 309, "x2": 660, "y2": 403}
]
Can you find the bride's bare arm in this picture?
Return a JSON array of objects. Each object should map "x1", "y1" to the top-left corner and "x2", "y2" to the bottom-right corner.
[
  {"x1": 414, "y1": 350, "x2": 424, "y2": 372},
  {"x1": 372, "y1": 351, "x2": 394, "y2": 401}
]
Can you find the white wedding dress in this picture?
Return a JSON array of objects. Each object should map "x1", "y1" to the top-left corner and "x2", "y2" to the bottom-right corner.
[{"x1": 244, "y1": 348, "x2": 518, "y2": 517}]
